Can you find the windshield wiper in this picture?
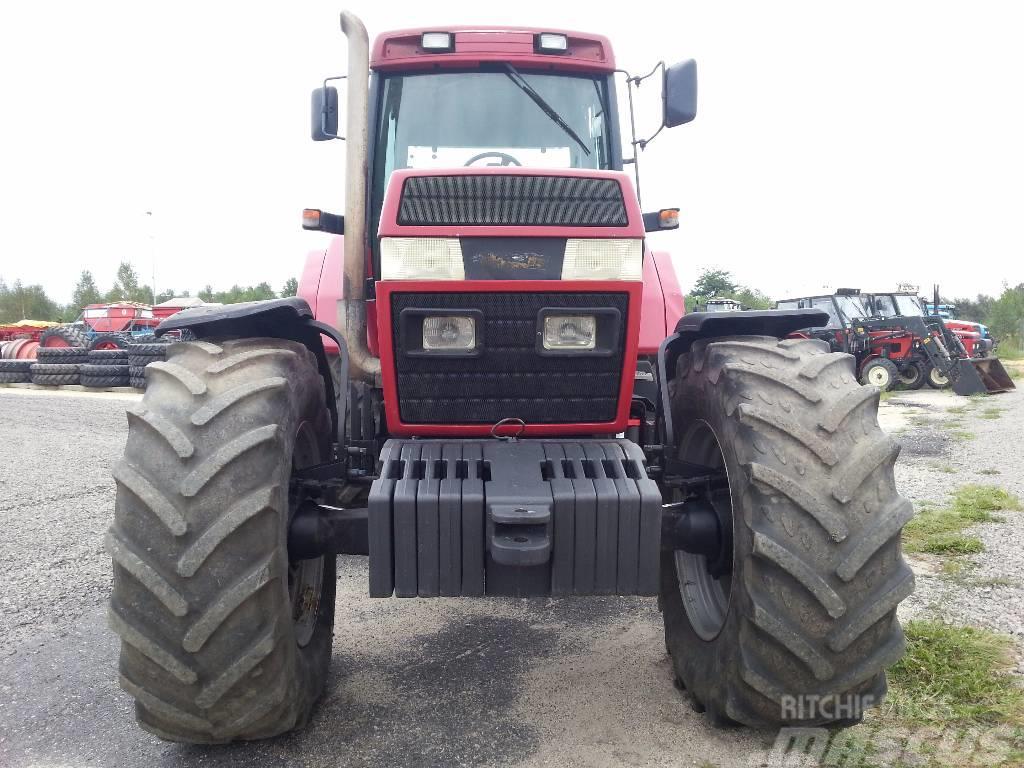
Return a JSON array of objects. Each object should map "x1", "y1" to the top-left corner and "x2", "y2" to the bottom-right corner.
[{"x1": 502, "y1": 64, "x2": 591, "y2": 156}]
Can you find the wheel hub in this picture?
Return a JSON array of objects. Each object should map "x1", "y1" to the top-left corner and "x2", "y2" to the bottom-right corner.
[{"x1": 671, "y1": 422, "x2": 735, "y2": 641}]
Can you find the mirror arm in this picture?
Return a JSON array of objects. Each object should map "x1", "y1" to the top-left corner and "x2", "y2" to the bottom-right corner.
[{"x1": 320, "y1": 74, "x2": 347, "y2": 141}]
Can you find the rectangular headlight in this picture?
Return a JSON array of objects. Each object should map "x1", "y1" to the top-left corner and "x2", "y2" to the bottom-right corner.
[
  {"x1": 536, "y1": 33, "x2": 568, "y2": 53},
  {"x1": 542, "y1": 314, "x2": 596, "y2": 350},
  {"x1": 561, "y1": 239, "x2": 643, "y2": 281},
  {"x1": 423, "y1": 315, "x2": 475, "y2": 350},
  {"x1": 380, "y1": 237, "x2": 464, "y2": 280},
  {"x1": 421, "y1": 32, "x2": 453, "y2": 51}
]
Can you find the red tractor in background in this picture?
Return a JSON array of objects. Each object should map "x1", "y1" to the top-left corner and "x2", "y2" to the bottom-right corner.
[
  {"x1": 777, "y1": 289, "x2": 1013, "y2": 394},
  {"x1": 108, "y1": 13, "x2": 914, "y2": 743}
]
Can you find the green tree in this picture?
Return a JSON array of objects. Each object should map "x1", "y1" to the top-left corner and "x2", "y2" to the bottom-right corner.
[
  {"x1": 0, "y1": 279, "x2": 62, "y2": 322},
  {"x1": 198, "y1": 285, "x2": 215, "y2": 302},
  {"x1": 987, "y1": 283, "x2": 1024, "y2": 348},
  {"x1": 106, "y1": 261, "x2": 150, "y2": 303},
  {"x1": 71, "y1": 270, "x2": 103, "y2": 312},
  {"x1": 281, "y1": 277, "x2": 298, "y2": 297},
  {"x1": 691, "y1": 268, "x2": 739, "y2": 298}
]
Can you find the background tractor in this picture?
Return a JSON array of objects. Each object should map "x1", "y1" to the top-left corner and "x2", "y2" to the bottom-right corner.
[
  {"x1": 107, "y1": 13, "x2": 914, "y2": 743},
  {"x1": 777, "y1": 289, "x2": 1013, "y2": 395}
]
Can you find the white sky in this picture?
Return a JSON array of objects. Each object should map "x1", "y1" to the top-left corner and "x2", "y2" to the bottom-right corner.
[{"x1": 1, "y1": 1, "x2": 1022, "y2": 304}]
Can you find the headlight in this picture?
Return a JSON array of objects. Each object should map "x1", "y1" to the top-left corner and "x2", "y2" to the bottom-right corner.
[
  {"x1": 561, "y1": 238, "x2": 642, "y2": 281},
  {"x1": 542, "y1": 314, "x2": 596, "y2": 350},
  {"x1": 423, "y1": 315, "x2": 476, "y2": 350},
  {"x1": 380, "y1": 237, "x2": 464, "y2": 280}
]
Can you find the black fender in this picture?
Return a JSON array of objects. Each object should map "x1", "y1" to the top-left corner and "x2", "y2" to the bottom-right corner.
[
  {"x1": 156, "y1": 297, "x2": 348, "y2": 444},
  {"x1": 655, "y1": 309, "x2": 828, "y2": 449}
]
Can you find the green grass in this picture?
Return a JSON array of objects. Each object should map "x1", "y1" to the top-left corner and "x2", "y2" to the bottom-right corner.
[
  {"x1": 947, "y1": 429, "x2": 976, "y2": 442},
  {"x1": 981, "y1": 407, "x2": 1005, "y2": 419},
  {"x1": 996, "y1": 346, "x2": 1023, "y2": 360},
  {"x1": 946, "y1": 405, "x2": 971, "y2": 416},
  {"x1": 903, "y1": 485, "x2": 1020, "y2": 555},
  {"x1": 828, "y1": 621, "x2": 1024, "y2": 767},
  {"x1": 884, "y1": 621, "x2": 1024, "y2": 725},
  {"x1": 979, "y1": 468, "x2": 1001, "y2": 475},
  {"x1": 927, "y1": 462, "x2": 957, "y2": 474}
]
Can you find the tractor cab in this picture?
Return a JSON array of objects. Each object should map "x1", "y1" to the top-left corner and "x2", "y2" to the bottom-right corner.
[{"x1": 701, "y1": 297, "x2": 743, "y2": 312}]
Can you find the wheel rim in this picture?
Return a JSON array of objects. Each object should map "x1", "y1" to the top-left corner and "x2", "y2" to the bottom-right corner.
[
  {"x1": 673, "y1": 421, "x2": 734, "y2": 641},
  {"x1": 867, "y1": 365, "x2": 891, "y2": 388},
  {"x1": 288, "y1": 420, "x2": 325, "y2": 648},
  {"x1": 898, "y1": 365, "x2": 921, "y2": 386},
  {"x1": 930, "y1": 368, "x2": 948, "y2": 386}
]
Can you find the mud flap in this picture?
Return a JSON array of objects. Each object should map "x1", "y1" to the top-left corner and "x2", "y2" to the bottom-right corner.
[{"x1": 952, "y1": 357, "x2": 1016, "y2": 396}]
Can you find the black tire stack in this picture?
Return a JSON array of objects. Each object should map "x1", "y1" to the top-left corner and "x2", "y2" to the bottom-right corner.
[
  {"x1": 127, "y1": 341, "x2": 171, "y2": 390},
  {"x1": 0, "y1": 360, "x2": 33, "y2": 384},
  {"x1": 81, "y1": 348, "x2": 130, "y2": 388},
  {"x1": 30, "y1": 346, "x2": 90, "y2": 385}
]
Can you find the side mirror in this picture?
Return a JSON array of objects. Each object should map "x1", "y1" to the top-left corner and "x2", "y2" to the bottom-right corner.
[
  {"x1": 642, "y1": 208, "x2": 680, "y2": 232},
  {"x1": 663, "y1": 59, "x2": 697, "y2": 127},
  {"x1": 311, "y1": 86, "x2": 339, "y2": 141},
  {"x1": 302, "y1": 208, "x2": 345, "y2": 235}
]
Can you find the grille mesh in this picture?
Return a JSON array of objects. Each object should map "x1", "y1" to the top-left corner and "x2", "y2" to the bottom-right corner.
[
  {"x1": 392, "y1": 292, "x2": 628, "y2": 425},
  {"x1": 398, "y1": 175, "x2": 628, "y2": 227}
]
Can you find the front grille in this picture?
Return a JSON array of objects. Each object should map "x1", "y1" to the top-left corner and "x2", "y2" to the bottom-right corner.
[
  {"x1": 392, "y1": 292, "x2": 628, "y2": 425},
  {"x1": 398, "y1": 175, "x2": 628, "y2": 227}
]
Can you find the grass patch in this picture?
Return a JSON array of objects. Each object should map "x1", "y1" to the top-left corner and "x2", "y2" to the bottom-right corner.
[
  {"x1": 947, "y1": 429, "x2": 976, "y2": 442},
  {"x1": 903, "y1": 485, "x2": 1020, "y2": 555},
  {"x1": 927, "y1": 462, "x2": 957, "y2": 474},
  {"x1": 885, "y1": 620, "x2": 1024, "y2": 725},
  {"x1": 829, "y1": 622, "x2": 1024, "y2": 767},
  {"x1": 981, "y1": 407, "x2": 1004, "y2": 420},
  {"x1": 980, "y1": 468, "x2": 1001, "y2": 475},
  {"x1": 946, "y1": 404, "x2": 970, "y2": 416},
  {"x1": 997, "y1": 346, "x2": 1023, "y2": 360}
]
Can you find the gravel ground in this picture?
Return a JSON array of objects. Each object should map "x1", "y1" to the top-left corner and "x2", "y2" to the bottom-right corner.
[
  {"x1": 1, "y1": 382, "x2": 1022, "y2": 767},
  {"x1": 881, "y1": 386, "x2": 1024, "y2": 656}
]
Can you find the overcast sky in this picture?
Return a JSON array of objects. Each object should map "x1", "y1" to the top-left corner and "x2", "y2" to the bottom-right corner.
[{"x1": 1, "y1": 1, "x2": 1022, "y2": 305}]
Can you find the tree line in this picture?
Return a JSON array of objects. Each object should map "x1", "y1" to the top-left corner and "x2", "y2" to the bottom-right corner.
[
  {"x1": 0, "y1": 262, "x2": 298, "y2": 324},
  {"x1": 949, "y1": 284, "x2": 1024, "y2": 352},
  {"x1": 685, "y1": 268, "x2": 774, "y2": 310}
]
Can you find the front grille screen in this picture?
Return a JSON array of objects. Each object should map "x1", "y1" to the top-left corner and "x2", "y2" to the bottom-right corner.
[
  {"x1": 392, "y1": 292, "x2": 628, "y2": 425},
  {"x1": 398, "y1": 175, "x2": 628, "y2": 227}
]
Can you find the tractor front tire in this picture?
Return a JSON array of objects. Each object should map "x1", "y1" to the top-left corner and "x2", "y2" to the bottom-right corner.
[
  {"x1": 926, "y1": 365, "x2": 950, "y2": 389},
  {"x1": 859, "y1": 358, "x2": 898, "y2": 391},
  {"x1": 107, "y1": 338, "x2": 336, "y2": 743},
  {"x1": 896, "y1": 361, "x2": 927, "y2": 390},
  {"x1": 661, "y1": 336, "x2": 913, "y2": 728}
]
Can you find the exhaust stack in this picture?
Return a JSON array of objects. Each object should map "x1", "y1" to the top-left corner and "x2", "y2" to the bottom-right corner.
[{"x1": 338, "y1": 11, "x2": 381, "y2": 384}]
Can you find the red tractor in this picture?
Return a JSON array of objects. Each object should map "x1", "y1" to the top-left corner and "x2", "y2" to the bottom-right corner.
[
  {"x1": 108, "y1": 14, "x2": 913, "y2": 742},
  {"x1": 777, "y1": 290, "x2": 1014, "y2": 394}
]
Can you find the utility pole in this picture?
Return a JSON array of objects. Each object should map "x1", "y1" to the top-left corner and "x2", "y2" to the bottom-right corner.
[{"x1": 146, "y1": 211, "x2": 156, "y2": 305}]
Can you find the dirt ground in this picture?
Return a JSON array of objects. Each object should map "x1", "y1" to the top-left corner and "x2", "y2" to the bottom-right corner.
[{"x1": 0, "y1": 382, "x2": 1020, "y2": 767}]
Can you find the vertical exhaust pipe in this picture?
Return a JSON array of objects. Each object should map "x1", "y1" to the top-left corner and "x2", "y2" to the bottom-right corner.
[{"x1": 338, "y1": 11, "x2": 381, "y2": 384}]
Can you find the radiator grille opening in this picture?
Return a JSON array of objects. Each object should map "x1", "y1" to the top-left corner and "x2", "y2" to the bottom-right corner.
[{"x1": 392, "y1": 292, "x2": 628, "y2": 425}]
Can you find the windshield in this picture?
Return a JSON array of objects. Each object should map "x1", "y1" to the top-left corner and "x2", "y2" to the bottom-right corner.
[
  {"x1": 371, "y1": 69, "x2": 614, "y2": 232},
  {"x1": 894, "y1": 294, "x2": 923, "y2": 316},
  {"x1": 835, "y1": 295, "x2": 869, "y2": 322}
]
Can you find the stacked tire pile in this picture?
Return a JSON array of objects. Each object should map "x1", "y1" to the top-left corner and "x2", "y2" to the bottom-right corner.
[
  {"x1": 30, "y1": 346, "x2": 89, "y2": 385},
  {"x1": 80, "y1": 348, "x2": 131, "y2": 389},
  {"x1": 127, "y1": 342, "x2": 170, "y2": 390},
  {"x1": 0, "y1": 359, "x2": 33, "y2": 384}
]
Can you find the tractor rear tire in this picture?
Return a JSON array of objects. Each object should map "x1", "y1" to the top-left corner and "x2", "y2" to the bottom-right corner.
[
  {"x1": 896, "y1": 361, "x2": 927, "y2": 390},
  {"x1": 89, "y1": 348, "x2": 130, "y2": 363},
  {"x1": 661, "y1": 336, "x2": 912, "y2": 728},
  {"x1": 859, "y1": 358, "x2": 898, "y2": 391},
  {"x1": 39, "y1": 324, "x2": 88, "y2": 349},
  {"x1": 30, "y1": 372, "x2": 81, "y2": 386},
  {"x1": 107, "y1": 338, "x2": 335, "y2": 743},
  {"x1": 89, "y1": 332, "x2": 131, "y2": 351},
  {"x1": 926, "y1": 365, "x2": 950, "y2": 389}
]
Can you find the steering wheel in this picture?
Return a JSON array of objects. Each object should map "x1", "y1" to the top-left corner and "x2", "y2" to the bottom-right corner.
[{"x1": 464, "y1": 151, "x2": 523, "y2": 167}]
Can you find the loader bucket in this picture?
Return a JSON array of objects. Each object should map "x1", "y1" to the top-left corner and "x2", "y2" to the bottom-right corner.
[{"x1": 951, "y1": 357, "x2": 1016, "y2": 396}]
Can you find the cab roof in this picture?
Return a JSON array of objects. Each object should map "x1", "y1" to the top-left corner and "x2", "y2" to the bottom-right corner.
[{"x1": 370, "y1": 26, "x2": 615, "y2": 73}]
